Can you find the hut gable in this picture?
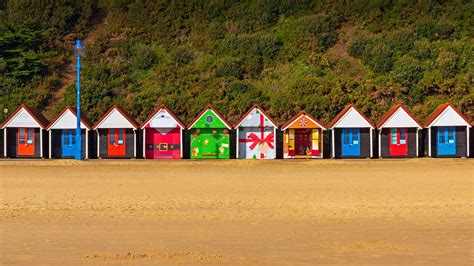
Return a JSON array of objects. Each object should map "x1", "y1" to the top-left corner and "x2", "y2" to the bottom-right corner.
[
  {"x1": 377, "y1": 104, "x2": 422, "y2": 129},
  {"x1": 424, "y1": 103, "x2": 472, "y2": 128},
  {"x1": 281, "y1": 111, "x2": 326, "y2": 130},
  {"x1": 329, "y1": 105, "x2": 374, "y2": 129},
  {"x1": 188, "y1": 105, "x2": 232, "y2": 129},
  {"x1": 141, "y1": 105, "x2": 185, "y2": 129},
  {"x1": 234, "y1": 104, "x2": 277, "y2": 128},
  {"x1": 1, "y1": 104, "x2": 48, "y2": 129},
  {"x1": 46, "y1": 106, "x2": 91, "y2": 130},
  {"x1": 93, "y1": 106, "x2": 138, "y2": 130}
]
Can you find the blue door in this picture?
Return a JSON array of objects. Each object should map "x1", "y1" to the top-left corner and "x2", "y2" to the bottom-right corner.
[
  {"x1": 62, "y1": 129, "x2": 76, "y2": 157},
  {"x1": 342, "y1": 128, "x2": 360, "y2": 157},
  {"x1": 437, "y1": 127, "x2": 456, "y2": 156}
]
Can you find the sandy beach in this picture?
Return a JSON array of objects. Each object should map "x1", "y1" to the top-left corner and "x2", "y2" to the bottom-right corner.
[{"x1": 0, "y1": 159, "x2": 473, "y2": 264}]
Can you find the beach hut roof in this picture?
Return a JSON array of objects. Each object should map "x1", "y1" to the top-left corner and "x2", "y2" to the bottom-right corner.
[
  {"x1": 140, "y1": 104, "x2": 186, "y2": 129},
  {"x1": 92, "y1": 105, "x2": 139, "y2": 130},
  {"x1": 281, "y1": 110, "x2": 326, "y2": 130},
  {"x1": 423, "y1": 103, "x2": 472, "y2": 128},
  {"x1": 376, "y1": 104, "x2": 422, "y2": 129},
  {"x1": 328, "y1": 104, "x2": 374, "y2": 129},
  {"x1": 233, "y1": 104, "x2": 278, "y2": 129},
  {"x1": 0, "y1": 104, "x2": 49, "y2": 129},
  {"x1": 46, "y1": 106, "x2": 92, "y2": 130},
  {"x1": 187, "y1": 104, "x2": 232, "y2": 130}
]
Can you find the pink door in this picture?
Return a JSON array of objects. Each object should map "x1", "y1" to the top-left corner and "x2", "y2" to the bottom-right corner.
[{"x1": 145, "y1": 127, "x2": 181, "y2": 159}]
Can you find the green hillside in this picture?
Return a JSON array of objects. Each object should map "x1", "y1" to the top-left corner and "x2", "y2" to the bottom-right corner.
[{"x1": 0, "y1": 0, "x2": 473, "y2": 124}]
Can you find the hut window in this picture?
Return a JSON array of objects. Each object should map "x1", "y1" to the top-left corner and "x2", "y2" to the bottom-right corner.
[
  {"x1": 400, "y1": 129, "x2": 406, "y2": 144},
  {"x1": 110, "y1": 129, "x2": 116, "y2": 145},
  {"x1": 343, "y1": 129, "x2": 349, "y2": 144},
  {"x1": 118, "y1": 129, "x2": 125, "y2": 144},
  {"x1": 19, "y1": 128, "x2": 25, "y2": 144},
  {"x1": 64, "y1": 130, "x2": 70, "y2": 145},
  {"x1": 27, "y1": 128, "x2": 34, "y2": 144},
  {"x1": 352, "y1": 129, "x2": 359, "y2": 144},
  {"x1": 447, "y1": 128, "x2": 454, "y2": 143},
  {"x1": 391, "y1": 129, "x2": 397, "y2": 144},
  {"x1": 439, "y1": 128, "x2": 446, "y2": 144},
  {"x1": 71, "y1": 131, "x2": 76, "y2": 145}
]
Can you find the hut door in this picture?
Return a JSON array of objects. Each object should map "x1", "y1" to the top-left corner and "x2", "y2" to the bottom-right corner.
[
  {"x1": 17, "y1": 128, "x2": 35, "y2": 156},
  {"x1": 437, "y1": 127, "x2": 456, "y2": 156},
  {"x1": 341, "y1": 128, "x2": 360, "y2": 157},
  {"x1": 61, "y1": 129, "x2": 76, "y2": 157},
  {"x1": 389, "y1": 128, "x2": 408, "y2": 156},
  {"x1": 108, "y1": 129, "x2": 126, "y2": 156}
]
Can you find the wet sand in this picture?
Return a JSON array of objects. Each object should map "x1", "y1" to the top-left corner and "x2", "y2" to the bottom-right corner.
[{"x1": 1, "y1": 159, "x2": 473, "y2": 264}]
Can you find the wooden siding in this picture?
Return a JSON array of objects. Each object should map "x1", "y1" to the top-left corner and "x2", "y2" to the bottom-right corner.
[
  {"x1": 333, "y1": 128, "x2": 371, "y2": 158},
  {"x1": 380, "y1": 128, "x2": 418, "y2": 158},
  {"x1": 50, "y1": 129, "x2": 89, "y2": 158},
  {"x1": 429, "y1": 126, "x2": 467, "y2": 157},
  {"x1": 5, "y1": 128, "x2": 44, "y2": 158},
  {"x1": 98, "y1": 128, "x2": 135, "y2": 158}
]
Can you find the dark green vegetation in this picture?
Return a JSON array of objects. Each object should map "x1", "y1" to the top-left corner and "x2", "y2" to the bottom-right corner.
[{"x1": 0, "y1": 1, "x2": 472, "y2": 124}]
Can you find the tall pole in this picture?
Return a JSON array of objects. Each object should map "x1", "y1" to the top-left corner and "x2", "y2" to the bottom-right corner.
[{"x1": 75, "y1": 40, "x2": 83, "y2": 160}]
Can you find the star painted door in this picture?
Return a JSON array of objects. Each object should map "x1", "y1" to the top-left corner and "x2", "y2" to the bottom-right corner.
[
  {"x1": 108, "y1": 128, "x2": 126, "y2": 157},
  {"x1": 341, "y1": 128, "x2": 360, "y2": 157},
  {"x1": 389, "y1": 128, "x2": 408, "y2": 156},
  {"x1": 61, "y1": 129, "x2": 76, "y2": 157},
  {"x1": 17, "y1": 128, "x2": 35, "y2": 156},
  {"x1": 437, "y1": 126, "x2": 456, "y2": 156}
]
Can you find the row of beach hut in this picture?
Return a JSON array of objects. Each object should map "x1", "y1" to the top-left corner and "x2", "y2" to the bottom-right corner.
[{"x1": 0, "y1": 103, "x2": 471, "y2": 159}]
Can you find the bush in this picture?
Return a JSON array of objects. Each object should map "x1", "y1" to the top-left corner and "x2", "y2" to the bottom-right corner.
[
  {"x1": 214, "y1": 59, "x2": 243, "y2": 79},
  {"x1": 391, "y1": 55, "x2": 423, "y2": 87}
]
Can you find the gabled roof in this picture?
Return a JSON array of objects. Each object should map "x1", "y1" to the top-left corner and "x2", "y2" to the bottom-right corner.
[
  {"x1": 0, "y1": 104, "x2": 49, "y2": 129},
  {"x1": 281, "y1": 110, "x2": 326, "y2": 130},
  {"x1": 233, "y1": 104, "x2": 278, "y2": 128},
  {"x1": 376, "y1": 104, "x2": 423, "y2": 129},
  {"x1": 423, "y1": 103, "x2": 472, "y2": 128},
  {"x1": 46, "y1": 106, "x2": 92, "y2": 130},
  {"x1": 328, "y1": 104, "x2": 375, "y2": 129},
  {"x1": 187, "y1": 104, "x2": 232, "y2": 130},
  {"x1": 140, "y1": 104, "x2": 186, "y2": 129},
  {"x1": 92, "y1": 105, "x2": 139, "y2": 130}
]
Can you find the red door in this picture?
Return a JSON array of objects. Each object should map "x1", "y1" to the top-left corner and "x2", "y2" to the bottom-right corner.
[
  {"x1": 108, "y1": 129, "x2": 126, "y2": 157},
  {"x1": 389, "y1": 128, "x2": 408, "y2": 156},
  {"x1": 17, "y1": 128, "x2": 35, "y2": 156}
]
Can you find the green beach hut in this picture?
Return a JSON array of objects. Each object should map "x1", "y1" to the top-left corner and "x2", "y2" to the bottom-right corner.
[{"x1": 187, "y1": 105, "x2": 232, "y2": 159}]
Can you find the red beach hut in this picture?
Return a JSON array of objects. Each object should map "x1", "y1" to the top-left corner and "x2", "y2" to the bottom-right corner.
[{"x1": 140, "y1": 105, "x2": 185, "y2": 159}]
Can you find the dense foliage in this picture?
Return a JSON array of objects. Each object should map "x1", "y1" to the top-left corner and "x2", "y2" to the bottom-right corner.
[{"x1": 0, "y1": 0, "x2": 473, "y2": 124}]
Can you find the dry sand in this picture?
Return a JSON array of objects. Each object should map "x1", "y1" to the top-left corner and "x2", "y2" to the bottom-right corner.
[{"x1": 0, "y1": 159, "x2": 473, "y2": 265}]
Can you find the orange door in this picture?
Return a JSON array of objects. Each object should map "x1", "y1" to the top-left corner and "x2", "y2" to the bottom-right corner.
[
  {"x1": 17, "y1": 128, "x2": 35, "y2": 156},
  {"x1": 108, "y1": 129, "x2": 126, "y2": 157}
]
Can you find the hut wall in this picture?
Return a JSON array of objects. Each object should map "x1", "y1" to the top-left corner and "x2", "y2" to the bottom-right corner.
[
  {"x1": 50, "y1": 129, "x2": 88, "y2": 158},
  {"x1": 98, "y1": 128, "x2": 135, "y2": 158}
]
